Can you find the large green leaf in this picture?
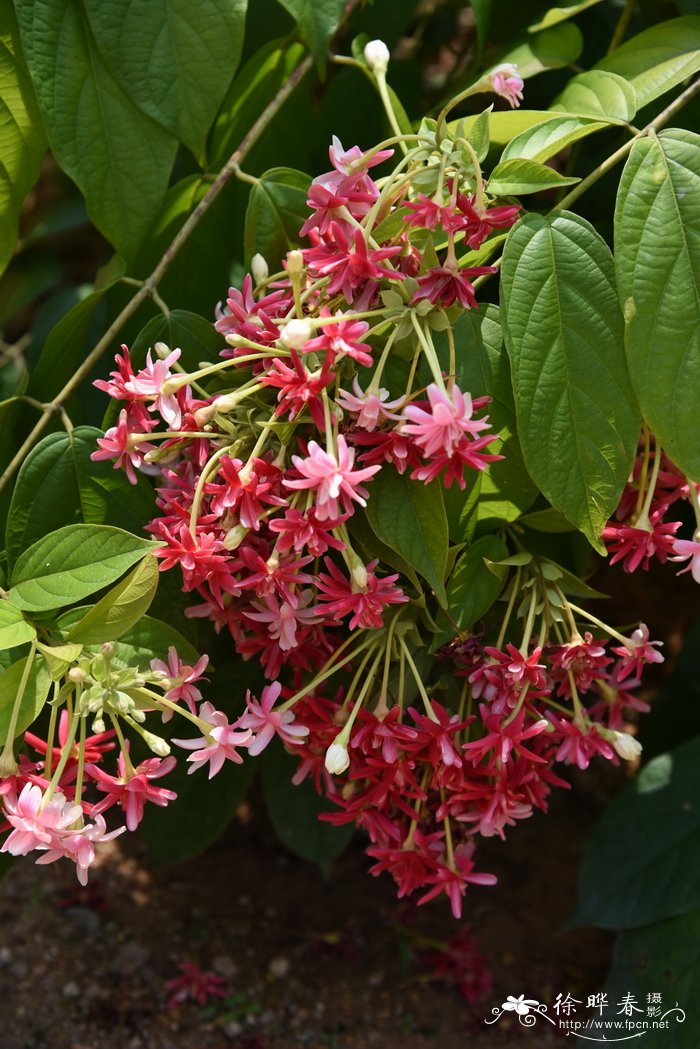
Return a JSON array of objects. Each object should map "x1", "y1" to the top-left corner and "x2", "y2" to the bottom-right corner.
[
  {"x1": 365, "y1": 471, "x2": 449, "y2": 605},
  {"x1": 0, "y1": 654, "x2": 52, "y2": 745},
  {"x1": 210, "y1": 38, "x2": 307, "y2": 170},
  {"x1": 596, "y1": 16, "x2": 700, "y2": 108},
  {"x1": 501, "y1": 115, "x2": 609, "y2": 164},
  {"x1": 434, "y1": 305, "x2": 537, "y2": 528},
  {"x1": 431, "y1": 534, "x2": 509, "y2": 651},
  {"x1": 82, "y1": 0, "x2": 247, "y2": 162},
  {"x1": 0, "y1": 0, "x2": 46, "y2": 277},
  {"x1": 100, "y1": 615, "x2": 199, "y2": 670},
  {"x1": 528, "y1": 0, "x2": 604, "y2": 32},
  {"x1": 261, "y1": 743, "x2": 354, "y2": 874},
  {"x1": 275, "y1": 0, "x2": 346, "y2": 73},
  {"x1": 615, "y1": 130, "x2": 700, "y2": 479},
  {"x1": 129, "y1": 309, "x2": 224, "y2": 372},
  {"x1": 5, "y1": 428, "x2": 156, "y2": 570},
  {"x1": 501, "y1": 212, "x2": 640, "y2": 551},
  {"x1": 497, "y1": 22, "x2": 583, "y2": 78},
  {"x1": 0, "y1": 600, "x2": 36, "y2": 650},
  {"x1": 244, "y1": 166, "x2": 311, "y2": 268},
  {"x1": 551, "y1": 69, "x2": 637, "y2": 123},
  {"x1": 487, "y1": 157, "x2": 579, "y2": 195},
  {"x1": 9, "y1": 525, "x2": 157, "y2": 612},
  {"x1": 15, "y1": 0, "x2": 177, "y2": 257},
  {"x1": 66, "y1": 556, "x2": 159, "y2": 645},
  {"x1": 571, "y1": 736, "x2": 700, "y2": 930},
  {"x1": 606, "y1": 911, "x2": 697, "y2": 1046}
]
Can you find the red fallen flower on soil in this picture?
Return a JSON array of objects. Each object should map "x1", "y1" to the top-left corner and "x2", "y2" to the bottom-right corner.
[
  {"x1": 422, "y1": 925, "x2": 493, "y2": 1004},
  {"x1": 165, "y1": 961, "x2": 229, "y2": 1008}
]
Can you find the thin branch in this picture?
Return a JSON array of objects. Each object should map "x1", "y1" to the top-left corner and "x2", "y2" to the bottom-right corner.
[{"x1": 0, "y1": 53, "x2": 313, "y2": 494}]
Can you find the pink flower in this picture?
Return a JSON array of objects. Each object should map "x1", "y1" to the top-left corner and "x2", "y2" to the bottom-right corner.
[
  {"x1": 124, "y1": 347, "x2": 182, "y2": 427},
  {"x1": 400, "y1": 383, "x2": 489, "y2": 458},
  {"x1": 214, "y1": 274, "x2": 290, "y2": 347},
  {"x1": 670, "y1": 536, "x2": 700, "y2": 583},
  {"x1": 150, "y1": 646, "x2": 210, "y2": 715},
  {"x1": 455, "y1": 192, "x2": 520, "y2": 249},
  {"x1": 37, "y1": 815, "x2": 125, "y2": 885},
  {"x1": 411, "y1": 264, "x2": 496, "y2": 310},
  {"x1": 284, "y1": 435, "x2": 380, "y2": 520},
  {"x1": 238, "y1": 681, "x2": 309, "y2": 756},
  {"x1": 268, "y1": 508, "x2": 347, "y2": 557},
  {"x1": 487, "y1": 63, "x2": 524, "y2": 108},
  {"x1": 243, "y1": 591, "x2": 320, "y2": 651},
  {"x1": 1, "y1": 783, "x2": 82, "y2": 856},
  {"x1": 88, "y1": 754, "x2": 178, "y2": 831},
  {"x1": 603, "y1": 516, "x2": 681, "y2": 572},
  {"x1": 336, "y1": 378, "x2": 403, "y2": 431},
  {"x1": 316, "y1": 558, "x2": 408, "y2": 629},
  {"x1": 303, "y1": 223, "x2": 401, "y2": 304},
  {"x1": 328, "y1": 137, "x2": 393, "y2": 178},
  {"x1": 172, "y1": 703, "x2": 253, "y2": 779},
  {"x1": 304, "y1": 311, "x2": 374, "y2": 367},
  {"x1": 90, "y1": 409, "x2": 155, "y2": 485},
  {"x1": 611, "y1": 624, "x2": 664, "y2": 682}
]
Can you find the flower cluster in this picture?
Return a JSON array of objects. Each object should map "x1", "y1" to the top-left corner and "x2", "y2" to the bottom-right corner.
[{"x1": 603, "y1": 435, "x2": 700, "y2": 581}]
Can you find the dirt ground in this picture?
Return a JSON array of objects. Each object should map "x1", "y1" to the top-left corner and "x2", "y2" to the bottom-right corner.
[{"x1": 1, "y1": 771, "x2": 614, "y2": 1049}]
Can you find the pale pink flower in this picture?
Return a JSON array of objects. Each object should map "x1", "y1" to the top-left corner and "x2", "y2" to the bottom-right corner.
[
  {"x1": 172, "y1": 703, "x2": 253, "y2": 779},
  {"x1": 36, "y1": 814, "x2": 125, "y2": 885},
  {"x1": 237, "y1": 681, "x2": 309, "y2": 756},
  {"x1": 150, "y1": 646, "x2": 210, "y2": 717},
  {"x1": 124, "y1": 347, "x2": 182, "y2": 427},
  {"x1": 1, "y1": 783, "x2": 82, "y2": 856},
  {"x1": 336, "y1": 378, "x2": 403, "y2": 431},
  {"x1": 88, "y1": 754, "x2": 178, "y2": 830},
  {"x1": 243, "y1": 591, "x2": 320, "y2": 651},
  {"x1": 488, "y1": 63, "x2": 524, "y2": 108},
  {"x1": 91, "y1": 409, "x2": 155, "y2": 484},
  {"x1": 400, "y1": 383, "x2": 489, "y2": 458},
  {"x1": 284, "y1": 434, "x2": 380, "y2": 520},
  {"x1": 670, "y1": 536, "x2": 700, "y2": 583}
]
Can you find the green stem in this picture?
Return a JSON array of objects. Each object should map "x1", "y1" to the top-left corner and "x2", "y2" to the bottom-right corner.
[
  {"x1": 0, "y1": 642, "x2": 37, "y2": 774},
  {"x1": 607, "y1": 0, "x2": 638, "y2": 54},
  {"x1": 398, "y1": 637, "x2": 438, "y2": 722}
]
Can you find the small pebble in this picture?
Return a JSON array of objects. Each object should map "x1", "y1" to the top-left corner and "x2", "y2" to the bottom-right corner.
[{"x1": 268, "y1": 956, "x2": 290, "y2": 979}]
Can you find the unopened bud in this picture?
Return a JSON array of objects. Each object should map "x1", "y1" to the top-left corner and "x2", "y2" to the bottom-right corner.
[
  {"x1": 351, "y1": 561, "x2": 368, "y2": 590},
  {"x1": 142, "y1": 731, "x2": 171, "y2": 758},
  {"x1": 153, "y1": 341, "x2": 172, "y2": 360},
  {"x1": 286, "y1": 249, "x2": 304, "y2": 275},
  {"x1": 211, "y1": 391, "x2": 243, "y2": 413},
  {"x1": 279, "y1": 319, "x2": 313, "y2": 350},
  {"x1": 101, "y1": 643, "x2": 114, "y2": 658},
  {"x1": 612, "y1": 731, "x2": 642, "y2": 762},
  {"x1": 251, "y1": 253, "x2": 269, "y2": 284},
  {"x1": 68, "y1": 667, "x2": 87, "y2": 683},
  {"x1": 91, "y1": 717, "x2": 106, "y2": 735},
  {"x1": 193, "y1": 403, "x2": 218, "y2": 427},
  {"x1": 364, "y1": 39, "x2": 390, "y2": 75},
  {"x1": 325, "y1": 742, "x2": 350, "y2": 775},
  {"x1": 223, "y1": 524, "x2": 250, "y2": 551},
  {"x1": 0, "y1": 751, "x2": 18, "y2": 778}
]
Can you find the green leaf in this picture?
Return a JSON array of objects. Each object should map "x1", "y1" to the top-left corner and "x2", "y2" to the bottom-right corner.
[
  {"x1": 572, "y1": 736, "x2": 700, "y2": 930},
  {"x1": 261, "y1": 743, "x2": 354, "y2": 873},
  {"x1": 596, "y1": 16, "x2": 700, "y2": 109},
  {"x1": 0, "y1": 600, "x2": 36, "y2": 650},
  {"x1": 129, "y1": 309, "x2": 224, "y2": 372},
  {"x1": 464, "y1": 106, "x2": 491, "y2": 162},
  {"x1": 520, "y1": 507, "x2": 577, "y2": 532},
  {"x1": 0, "y1": 654, "x2": 51, "y2": 745},
  {"x1": 15, "y1": 0, "x2": 177, "y2": 257},
  {"x1": 9, "y1": 525, "x2": 157, "y2": 612},
  {"x1": 210, "y1": 38, "x2": 307, "y2": 170},
  {"x1": 471, "y1": 0, "x2": 491, "y2": 58},
  {"x1": 0, "y1": 0, "x2": 47, "y2": 277},
  {"x1": 5, "y1": 428, "x2": 156, "y2": 571},
  {"x1": 501, "y1": 115, "x2": 610, "y2": 164},
  {"x1": 97, "y1": 614, "x2": 200, "y2": 670},
  {"x1": 244, "y1": 166, "x2": 311, "y2": 268},
  {"x1": 606, "y1": 910, "x2": 699, "y2": 1045},
  {"x1": 434, "y1": 305, "x2": 537, "y2": 528},
  {"x1": 451, "y1": 110, "x2": 562, "y2": 150},
  {"x1": 66, "y1": 556, "x2": 159, "y2": 645},
  {"x1": 81, "y1": 0, "x2": 248, "y2": 162},
  {"x1": 275, "y1": 0, "x2": 346, "y2": 73},
  {"x1": 501, "y1": 211, "x2": 640, "y2": 551},
  {"x1": 365, "y1": 471, "x2": 449, "y2": 605},
  {"x1": 551, "y1": 70, "x2": 637, "y2": 123},
  {"x1": 487, "y1": 157, "x2": 579, "y2": 195},
  {"x1": 528, "y1": 0, "x2": 604, "y2": 32},
  {"x1": 431, "y1": 535, "x2": 509, "y2": 650},
  {"x1": 36, "y1": 640, "x2": 83, "y2": 680},
  {"x1": 498, "y1": 23, "x2": 583, "y2": 78},
  {"x1": 615, "y1": 129, "x2": 700, "y2": 479}
]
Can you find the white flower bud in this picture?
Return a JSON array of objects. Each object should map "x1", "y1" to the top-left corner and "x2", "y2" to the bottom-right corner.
[
  {"x1": 286, "y1": 249, "x2": 304, "y2": 275},
  {"x1": 364, "y1": 39, "x2": 390, "y2": 75},
  {"x1": 251, "y1": 253, "x2": 269, "y2": 284},
  {"x1": 153, "y1": 341, "x2": 173, "y2": 360},
  {"x1": 68, "y1": 666, "x2": 87, "y2": 683},
  {"x1": 325, "y1": 742, "x2": 350, "y2": 775},
  {"x1": 612, "y1": 731, "x2": 642, "y2": 761},
  {"x1": 224, "y1": 524, "x2": 250, "y2": 551},
  {"x1": 279, "y1": 319, "x2": 313, "y2": 350},
  {"x1": 142, "y1": 731, "x2": 171, "y2": 758}
]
